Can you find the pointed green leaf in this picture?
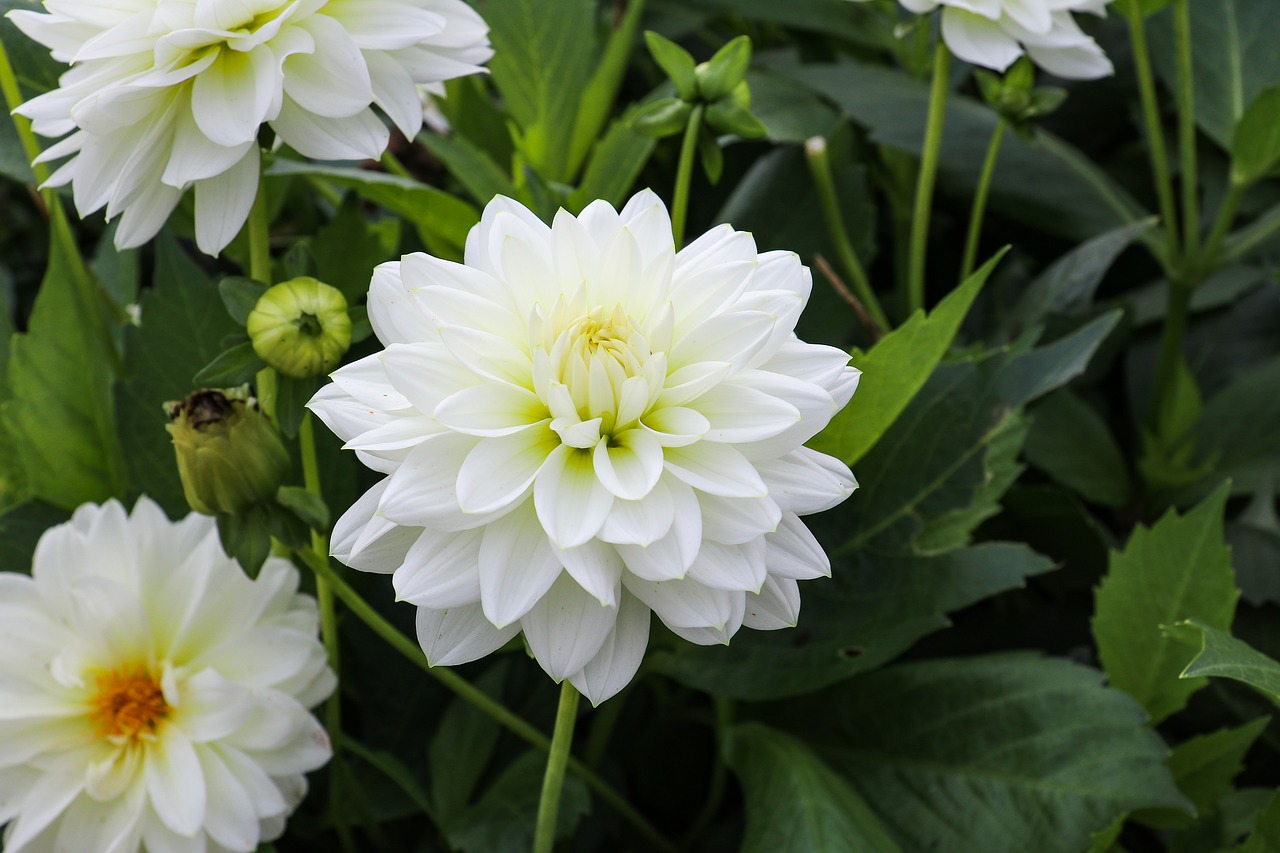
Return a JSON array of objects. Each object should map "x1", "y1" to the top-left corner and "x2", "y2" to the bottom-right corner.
[
  {"x1": 1093, "y1": 484, "x2": 1238, "y2": 723},
  {"x1": 1135, "y1": 718, "x2": 1269, "y2": 829},
  {"x1": 643, "y1": 31, "x2": 697, "y2": 101},
  {"x1": 1024, "y1": 390, "x2": 1134, "y2": 508},
  {"x1": 765, "y1": 655, "x2": 1191, "y2": 853},
  {"x1": 4, "y1": 204, "x2": 126, "y2": 508},
  {"x1": 1167, "y1": 620, "x2": 1280, "y2": 707},
  {"x1": 724, "y1": 724, "x2": 900, "y2": 853},
  {"x1": 219, "y1": 276, "x2": 269, "y2": 325},
  {"x1": 1232, "y1": 87, "x2": 1280, "y2": 186},
  {"x1": 192, "y1": 342, "x2": 265, "y2": 387},
  {"x1": 658, "y1": 542, "x2": 1054, "y2": 700},
  {"x1": 695, "y1": 35, "x2": 752, "y2": 102},
  {"x1": 1239, "y1": 790, "x2": 1280, "y2": 853},
  {"x1": 416, "y1": 132, "x2": 518, "y2": 209},
  {"x1": 810, "y1": 252, "x2": 998, "y2": 466}
]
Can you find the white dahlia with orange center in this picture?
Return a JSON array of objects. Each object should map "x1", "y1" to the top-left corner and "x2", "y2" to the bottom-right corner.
[
  {"x1": 7, "y1": 0, "x2": 491, "y2": 253},
  {"x1": 309, "y1": 190, "x2": 859, "y2": 705},
  {"x1": 0, "y1": 498, "x2": 335, "y2": 852}
]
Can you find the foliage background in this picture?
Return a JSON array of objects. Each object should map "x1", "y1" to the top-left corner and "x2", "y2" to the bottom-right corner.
[{"x1": 3, "y1": 0, "x2": 1280, "y2": 850}]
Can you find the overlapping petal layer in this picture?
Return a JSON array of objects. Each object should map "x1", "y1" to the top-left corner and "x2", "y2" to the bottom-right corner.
[
  {"x1": 892, "y1": 0, "x2": 1113, "y2": 78},
  {"x1": 311, "y1": 190, "x2": 860, "y2": 705},
  {"x1": 8, "y1": 0, "x2": 492, "y2": 253},
  {"x1": 0, "y1": 498, "x2": 335, "y2": 853}
]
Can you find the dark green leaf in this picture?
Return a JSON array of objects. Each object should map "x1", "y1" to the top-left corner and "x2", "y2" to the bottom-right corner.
[
  {"x1": 1195, "y1": 355, "x2": 1280, "y2": 495},
  {"x1": 0, "y1": 499, "x2": 69, "y2": 573},
  {"x1": 1232, "y1": 87, "x2": 1280, "y2": 185},
  {"x1": 1239, "y1": 790, "x2": 1280, "y2": 853},
  {"x1": 4, "y1": 203, "x2": 126, "y2": 509},
  {"x1": 746, "y1": 69, "x2": 842, "y2": 144},
  {"x1": 216, "y1": 506, "x2": 271, "y2": 577},
  {"x1": 1151, "y1": 0, "x2": 1280, "y2": 150},
  {"x1": 275, "y1": 485, "x2": 329, "y2": 533},
  {"x1": 310, "y1": 194, "x2": 401, "y2": 302},
  {"x1": 697, "y1": 123, "x2": 723, "y2": 183},
  {"x1": 1167, "y1": 620, "x2": 1280, "y2": 707},
  {"x1": 810, "y1": 252, "x2": 995, "y2": 466},
  {"x1": 723, "y1": 724, "x2": 900, "y2": 853},
  {"x1": 275, "y1": 374, "x2": 320, "y2": 439},
  {"x1": 658, "y1": 543, "x2": 1054, "y2": 700},
  {"x1": 1135, "y1": 718, "x2": 1269, "y2": 829},
  {"x1": 705, "y1": 98, "x2": 768, "y2": 139},
  {"x1": 1094, "y1": 484, "x2": 1238, "y2": 723},
  {"x1": 442, "y1": 750, "x2": 589, "y2": 852},
  {"x1": 416, "y1": 132, "x2": 518, "y2": 209},
  {"x1": 429, "y1": 662, "x2": 508, "y2": 821},
  {"x1": 218, "y1": 276, "x2": 268, "y2": 325},
  {"x1": 485, "y1": 0, "x2": 598, "y2": 183},
  {"x1": 1024, "y1": 390, "x2": 1133, "y2": 508},
  {"x1": 764, "y1": 655, "x2": 1191, "y2": 853},
  {"x1": 192, "y1": 342, "x2": 264, "y2": 387},
  {"x1": 643, "y1": 31, "x2": 697, "y2": 101}
]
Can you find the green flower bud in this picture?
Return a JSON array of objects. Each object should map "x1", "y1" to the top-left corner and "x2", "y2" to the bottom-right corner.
[
  {"x1": 631, "y1": 97, "x2": 694, "y2": 138},
  {"x1": 694, "y1": 35, "x2": 751, "y2": 102},
  {"x1": 247, "y1": 277, "x2": 351, "y2": 379},
  {"x1": 165, "y1": 386, "x2": 290, "y2": 517}
]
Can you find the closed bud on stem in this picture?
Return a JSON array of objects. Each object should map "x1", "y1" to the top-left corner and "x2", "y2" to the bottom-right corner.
[
  {"x1": 248, "y1": 277, "x2": 351, "y2": 378},
  {"x1": 165, "y1": 386, "x2": 290, "y2": 516}
]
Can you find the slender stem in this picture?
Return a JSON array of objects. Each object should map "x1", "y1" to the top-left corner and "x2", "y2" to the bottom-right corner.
[
  {"x1": 907, "y1": 41, "x2": 950, "y2": 315},
  {"x1": 0, "y1": 37, "x2": 50, "y2": 191},
  {"x1": 1200, "y1": 182, "x2": 1244, "y2": 274},
  {"x1": 671, "y1": 104, "x2": 704, "y2": 250},
  {"x1": 295, "y1": 549, "x2": 677, "y2": 852},
  {"x1": 1147, "y1": 277, "x2": 1191, "y2": 429},
  {"x1": 248, "y1": 170, "x2": 272, "y2": 285},
  {"x1": 1172, "y1": 0, "x2": 1199, "y2": 263},
  {"x1": 533, "y1": 682, "x2": 581, "y2": 853},
  {"x1": 959, "y1": 119, "x2": 1007, "y2": 283},
  {"x1": 1124, "y1": 0, "x2": 1180, "y2": 263},
  {"x1": 804, "y1": 137, "x2": 891, "y2": 331}
]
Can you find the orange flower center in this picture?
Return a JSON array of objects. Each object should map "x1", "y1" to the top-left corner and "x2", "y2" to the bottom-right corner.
[{"x1": 88, "y1": 667, "x2": 170, "y2": 740}]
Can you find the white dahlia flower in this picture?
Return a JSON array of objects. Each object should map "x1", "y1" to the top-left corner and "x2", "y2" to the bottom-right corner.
[
  {"x1": 309, "y1": 190, "x2": 859, "y2": 706},
  {"x1": 0, "y1": 498, "x2": 335, "y2": 853},
  {"x1": 892, "y1": 0, "x2": 1114, "y2": 79},
  {"x1": 7, "y1": 0, "x2": 492, "y2": 254}
]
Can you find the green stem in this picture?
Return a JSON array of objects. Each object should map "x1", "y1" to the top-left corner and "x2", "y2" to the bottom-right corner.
[
  {"x1": 1124, "y1": 0, "x2": 1180, "y2": 263},
  {"x1": 804, "y1": 136, "x2": 890, "y2": 331},
  {"x1": 248, "y1": 171, "x2": 272, "y2": 285},
  {"x1": 907, "y1": 41, "x2": 950, "y2": 316},
  {"x1": 1172, "y1": 0, "x2": 1199, "y2": 263},
  {"x1": 0, "y1": 37, "x2": 50, "y2": 191},
  {"x1": 671, "y1": 104, "x2": 704, "y2": 250},
  {"x1": 300, "y1": 412, "x2": 345, "y2": 839},
  {"x1": 1147, "y1": 277, "x2": 1191, "y2": 429},
  {"x1": 295, "y1": 549, "x2": 677, "y2": 852},
  {"x1": 379, "y1": 150, "x2": 413, "y2": 180},
  {"x1": 533, "y1": 681, "x2": 581, "y2": 853},
  {"x1": 1200, "y1": 182, "x2": 1244, "y2": 274},
  {"x1": 959, "y1": 119, "x2": 1006, "y2": 283}
]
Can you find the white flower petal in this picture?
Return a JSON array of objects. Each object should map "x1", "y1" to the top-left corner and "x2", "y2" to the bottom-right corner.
[
  {"x1": 664, "y1": 443, "x2": 767, "y2": 498},
  {"x1": 592, "y1": 428, "x2": 664, "y2": 500},
  {"x1": 755, "y1": 448, "x2": 857, "y2": 515},
  {"x1": 698, "y1": 492, "x2": 782, "y2": 545},
  {"x1": 941, "y1": 7, "x2": 1025, "y2": 71},
  {"x1": 416, "y1": 603, "x2": 520, "y2": 666},
  {"x1": 556, "y1": 539, "x2": 626, "y2": 607},
  {"x1": 521, "y1": 572, "x2": 619, "y2": 681},
  {"x1": 765, "y1": 513, "x2": 833, "y2": 581},
  {"x1": 393, "y1": 528, "x2": 483, "y2": 609},
  {"x1": 667, "y1": 591, "x2": 745, "y2": 646},
  {"x1": 623, "y1": 575, "x2": 735, "y2": 631},
  {"x1": 568, "y1": 588, "x2": 651, "y2": 706},
  {"x1": 434, "y1": 383, "x2": 549, "y2": 436},
  {"x1": 534, "y1": 445, "x2": 615, "y2": 548},
  {"x1": 686, "y1": 538, "x2": 768, "y2": 593},
  {"x1": 146, "y1": 732, "x2": 206, "y2": 837},
  {"x1": 193, "y1": 145, "x2": 259, "y2": 255},
  {"x1": 455, "y1": 423, "x2": 558, "y2": 513},
  {"x1": 478, "y1": 502, "x2": 562, "y2": 627}
]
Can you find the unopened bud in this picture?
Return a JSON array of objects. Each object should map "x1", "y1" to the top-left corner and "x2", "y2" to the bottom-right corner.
[
  {"x1": 165, "y1": 387, "x2": 289, "y2": 516},
  {"x1": 247, "y1": 277, "x2": 351, "y2": 379}
]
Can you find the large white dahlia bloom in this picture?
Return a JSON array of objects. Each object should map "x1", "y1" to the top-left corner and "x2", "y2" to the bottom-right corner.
[
  {"x1": 309, "y1": 190, "x2": 860, "y2": 706},
  {"x1": 0, "y1": 498, "x2": 335, "y2": 853},
  {"x1": 7, "y1": 0, "x2": 492, "y2": 254},
  {"x1": 893, "y1": 0, "x2": 1114, "y2": 79}
]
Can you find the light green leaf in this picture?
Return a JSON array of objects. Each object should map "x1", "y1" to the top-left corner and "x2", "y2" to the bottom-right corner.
[
  {"x1": 1135, "y1": 718, "x2": 1269, "y2": 829},
  {"x1": 1024, "y1": 390, "x2": 1133, "y2": 508},
  {"x1": 268, "y1": 160, "x2": 477, "y2": 258},
  {"x1": 115, "y1": 234, "x2": 239, "y2": 518},
  {"x1": 809, "y1": 252, "x2": 997, "y2": 466},
  {"x1": 658, "y1": 542, "x2": 1054, "y2": 700},
  {"x1": 1151, "y1": 0, "x2": 1280, "y2": 150},
  {"x1": 565, "y1": 0, "x2": 646, "y2": 174},
  {"x1": 567, "y1": 111, "x2": 656, "y2": 211},
  {"x1": 416, "y1": 132, "x2": 518, "y2": 209},
  {"x1": 1167, "y1": 619, "x2": 1280, "y2": 707},
  {"x1": 3, "y1": 204, "x2": 126, "y2": 508},
  {"x1": 486, "y1": 0, "x2": 598, "y2": 183},
  {"x1": 723, "y1": 724, "x2": 900, "y2": 853},
  {"x1": 1093, "y1": 484, "x2": 1238, "y2": 724},
  {"x1": 644, "y1": 31, "x2": 697, "y2": 101},
  {"x1": 765, "y1": 655, "x2": 1191, "y2": 853},
  {"x1": 1232, "y1": 87, "x2": 1280, "y2": 186}
]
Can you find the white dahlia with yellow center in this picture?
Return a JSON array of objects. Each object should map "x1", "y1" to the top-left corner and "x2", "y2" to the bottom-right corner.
[
  {"x1": 0, "y1": 498, "x2": 335, "y2": 852},
  {"x1": 7, "y1": 0, "x2": 492, "y2": 253},
  {"x1": 309, "y1": 190, "x2": 859, "y2": 705}
]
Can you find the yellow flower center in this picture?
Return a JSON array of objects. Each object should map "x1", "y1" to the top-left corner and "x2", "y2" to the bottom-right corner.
[{"x1": 88, "y1": 667, "x2": 170, "y2": 741}]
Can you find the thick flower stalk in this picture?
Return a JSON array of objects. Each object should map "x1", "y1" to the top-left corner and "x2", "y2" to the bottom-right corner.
[
  {"x1": 309, "y1": 190, "x2": 860, "y2": 706},
  {"x1": 890, "y1": 0, "x2": 1114, "y2": 79},
  {"x1": 7, "y1": 0, "x2": 492, "y2": 254},
  {"x1": 0, "y1": 498, "x2": 335, "y2": 852}
]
